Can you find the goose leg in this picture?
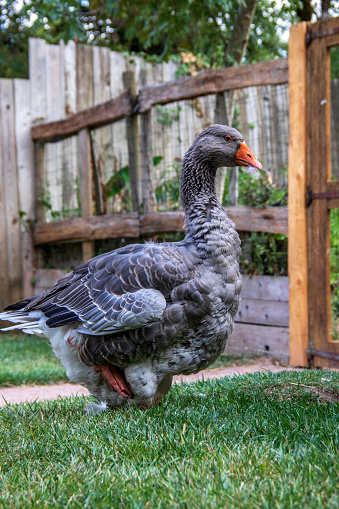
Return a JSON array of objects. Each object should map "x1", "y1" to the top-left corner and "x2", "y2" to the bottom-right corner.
[{"x1": 95, "y1": 364, "x2": 133, "y2": 399}]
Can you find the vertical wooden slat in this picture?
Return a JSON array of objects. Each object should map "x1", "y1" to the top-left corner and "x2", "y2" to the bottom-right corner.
[
  {"x1": 76, "y1": 44, "x2": 94, "y2": 111},
  {"x1": 140, "y1": 68, "x2": 156, "y2": 213},
  {"x1": 92, "y1": 46, "x2": 111, "y2": 215},
  {"x1": 29, "y1": 38, "x2": 47, "y2": 123},
  {"x1": 0, "y1": 79, "x2": 22, "y2": 305},
  {"x1": 60, "y1": 40, "x2": 78, "y2": 214},
  {"x1": 14, "y1": 78, "x2": 35, "y2": 298},
  {"x1": 0, "y1": 82, "x2": 9, "y2": 310},
  {"x1": 78, "y1": 128, "x2": 95, "y2": 261},
  {"x1": 29, "y1": 38, "x2": 47, "y2": 226},
  {"x1": 307, "y1": 22, "x2": 333, "y2": 367},
  {"x1": 123, "y1": 70, "x2": 141, "y2": 211},
  {"x1": 45, "y1": 43, "x2": 62, "y2": 215},
  {"x1": 288, "y1": 22, "x2": 309, "y2": 366}
]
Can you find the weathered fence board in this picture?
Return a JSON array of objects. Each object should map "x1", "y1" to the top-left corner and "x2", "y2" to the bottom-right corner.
[
  {"x1": 33, "y1": 214, "x2": 140, "y2": 244},
  {"x1": 33, "y1": 206, "x2": 288, "y2": 245},
  {"x1": 237, "y1": 299, "x2": 289, "y2": 327},
  {"x1": 138, "y1": 59, "x2": 289, "y2": 112},
  {"x1": 227, "y1": 323, "x2": 290, "y2": 363},
  {"x1": 31, "y1": 91, "x2": 132, "y2": 142},
  {"x1": 241, "y1": 274, "x2": 289, "y2": 301},
  {"x1": 14, "y1": 78, "x2": 35, "y2": 298},
  {"x1": 0, "y1": 79, "x2": 22, "y2": 305}
]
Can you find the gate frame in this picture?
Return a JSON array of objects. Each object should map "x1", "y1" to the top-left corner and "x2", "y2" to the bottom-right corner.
[{"x1": 289, "y1": 18, "x2": 339, "y2": 367}]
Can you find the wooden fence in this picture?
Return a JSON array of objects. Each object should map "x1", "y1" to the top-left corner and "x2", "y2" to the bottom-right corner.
[{"x1": 0, "y1": 39, "x2": 292, "y2": 361}]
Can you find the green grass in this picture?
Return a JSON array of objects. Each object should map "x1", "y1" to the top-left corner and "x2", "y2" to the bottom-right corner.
[
  {"x1": 1, "y1": 369, "x2": 338, "y2": 508},
  {"x1": 0, "y1": 333, "x2": 67, "y2": 386},
  {"x1": 0, "y1": 333, "x2": 258, "y2": 387}
]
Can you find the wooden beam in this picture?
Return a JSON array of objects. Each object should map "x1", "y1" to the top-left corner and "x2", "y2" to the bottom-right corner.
[
  {"x1": 224, "y1": 205, "x2": 288, "y2": 235},
  {"x1": 33, "y1": 206, "x2": 288, "y2": 245},
  {"x1": 31, "y1": 90, "x2": 132, "y2": 142},
  {"x1": 138, "y1": 59, "x2": 289, "y2": 113},
  {"x1": 288, "y1": 22, "x2": 309, "y2": 367},
  {"x1": 33, "y1": 214, "x2": 140, "y2": 245}
]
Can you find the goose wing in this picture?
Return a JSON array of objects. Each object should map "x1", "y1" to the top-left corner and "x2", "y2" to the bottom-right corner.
[{"x1": 21, "y1": 241, "x2": 199, "y2": 335}]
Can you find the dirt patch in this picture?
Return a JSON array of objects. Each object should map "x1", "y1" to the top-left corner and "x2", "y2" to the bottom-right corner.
[
  {"x1": 0, "y1": 357, "x2": 303, "y2": 407},
  {"x1": 264, "y1": 382, "x2": 339, "y2": 404}
]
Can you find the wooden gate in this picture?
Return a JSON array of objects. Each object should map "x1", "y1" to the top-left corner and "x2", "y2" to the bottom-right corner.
[{"x1": 289, "y1": 18, "x2": 339, "y2": 368}]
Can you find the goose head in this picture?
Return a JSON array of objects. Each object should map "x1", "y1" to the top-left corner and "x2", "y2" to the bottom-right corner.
[{"x1": 189, "y1": 124, "x2": 262, "y2": 171}]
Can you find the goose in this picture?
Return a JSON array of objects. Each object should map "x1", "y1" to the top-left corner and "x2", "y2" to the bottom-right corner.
[{"x1": 0, "y1": 125, "x2": 262, "y2": 413}]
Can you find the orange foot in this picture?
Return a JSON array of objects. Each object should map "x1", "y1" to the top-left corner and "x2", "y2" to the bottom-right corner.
[{"x1": 95, "y1": 364, "x2": 133, "y2": 399}]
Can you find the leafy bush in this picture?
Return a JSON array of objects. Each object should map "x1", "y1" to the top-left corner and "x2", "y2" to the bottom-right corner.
[
  {"x1": 225, "y1": 169, "x2": 288, "y2": 276},
  {"x1": 330, "y1": 209, "x2": 339, "y2": 340},
  {"x1": 155, "y1": 161, "x2": 181, "y2": 210}
]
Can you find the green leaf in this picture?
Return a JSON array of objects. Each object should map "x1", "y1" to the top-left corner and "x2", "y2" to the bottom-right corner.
[{"x1": 106, "y1": 166, "x2": 130, "y2": 199}]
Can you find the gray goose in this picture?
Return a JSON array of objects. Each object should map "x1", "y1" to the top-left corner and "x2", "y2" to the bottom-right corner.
[{"x1": 0, "y1": 125, "x2": 262, "y2": 412}]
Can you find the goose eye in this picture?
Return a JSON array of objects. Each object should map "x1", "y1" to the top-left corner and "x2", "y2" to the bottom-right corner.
[{"x1": 225, "y1": 136, "x2": 232, "y2": 141}]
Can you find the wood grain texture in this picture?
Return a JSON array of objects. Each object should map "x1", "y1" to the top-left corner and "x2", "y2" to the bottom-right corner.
[
  {"x1": 14, "y1": 78, "x2": 35, "y2": 298},
  {"x1": 241, "y1": 275, "x2": 289, "y2": 301},
  {"x1": 138, "y1": 59, "x2": 289, "y2": 112},
  {"x1": 224, "y1": 205, "x2": 288, "y2": 234},
  {"x1": 33, "y1": 214, "x2": 140, "y2": 244},
  {"x1": 31, "y1": 91, "x2": 132, "y2": 142},
  {"x1": 288, "y1": 22, "x2": 309, "y2": 367},
  {"x1": 307, "y1": 18, "x2": 339, "y2": 368},
  {"x1": 34, "y1": 268, "x2": 68, "y2": 296},
  {"x1": 78, "y1": 128, "x2": 95, "y2": 260},
  {"x1": 0, "y1": 79, "x2": 22, "y2": 305},
  {"x1": 236, "y1": 299, "x2": 289, "y2": 327},
  {"x1": 140, "y1": 68, "x2": 157, "y2": 213},
  {"x1": 123, "y1": 70, "x2": 141, "y2": 211},
  {"x1": 33, "y1": 206, "x2": 288, "y2": 245},
  {"x1": 226, "y1": 323, "x2": 290, "y2": 363}
]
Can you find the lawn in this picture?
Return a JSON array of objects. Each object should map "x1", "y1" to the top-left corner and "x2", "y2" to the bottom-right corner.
[
  {"x1": 0, "y1": 332, "x2": 259, "y2": 387},
  {"x1": 0, "y1": 369, "x2": 338, "y2": 508},
  {"x1": 0, "y1": 333, "x2": 67, "y2": 386}
]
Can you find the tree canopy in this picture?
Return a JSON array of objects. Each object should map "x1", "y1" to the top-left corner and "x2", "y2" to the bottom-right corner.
[{"x1": 0, "y1": 0, "x2": 338, "y2": 78}]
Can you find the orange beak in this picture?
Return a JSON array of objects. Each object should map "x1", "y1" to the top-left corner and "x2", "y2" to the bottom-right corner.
[{"x1": 234, "y1": 142, "x2": 262, "y2": 171}]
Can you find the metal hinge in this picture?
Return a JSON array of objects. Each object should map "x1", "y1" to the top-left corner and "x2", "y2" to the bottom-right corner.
[
  {"x1": 306, "y1": 186, "x2": 339, "y2": 206},
  {"x1": 307, "y1": 347, "x2": 339, "y2": 362}
]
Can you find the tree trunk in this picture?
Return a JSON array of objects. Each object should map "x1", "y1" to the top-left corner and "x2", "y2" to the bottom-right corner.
[{"x1": 215, "y1": 0, "x2": 259, "y2": 205}]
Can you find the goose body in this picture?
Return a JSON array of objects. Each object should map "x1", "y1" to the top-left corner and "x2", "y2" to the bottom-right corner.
[{"x1": 0, "y1": 125, "x2": 262, "y2": 412}]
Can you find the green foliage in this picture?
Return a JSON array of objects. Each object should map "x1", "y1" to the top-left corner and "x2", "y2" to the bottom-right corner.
[
  {"x1": 0, "y1": 333, "x2": 66, "y2": 386},
  {"x1": 240, "y1": 231, "x2": 287, "y2": 276},
  {"x1": 105, "y1": 165, "x2": 130, "y2": 199},
  {"x1": 156, "y1": 104, "x2": 181, "y2": 126},
  {"x1": 223, "y1": 169, "x2": 288, "y2": 276},
  {"x1": 155, "y1": 161, "x2": 181, "y2": 210},
  {"x1": 330, "y1": 209, "x2": 339, "y2": 340},
  {"x1": 330, "y1": 45, "x2": 339, "y2": 80},
  {"x1": 1, "y1": 0, "x2": 327, "y2": 78},
  {"x1": 0, "y1": 370, "x2": 339, "y2": 507},
  {"x1": 38, "y1": 181, "x2": 81, "y2": 220}
]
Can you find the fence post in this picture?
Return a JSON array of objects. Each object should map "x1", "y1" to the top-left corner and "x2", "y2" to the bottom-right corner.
[
  {"x1": 35, "y1": 142, "x2": 46, "y2": 223},
  {"x1": 123, "y1": 70, "x2": 141, "y2": 212},
  {"x1": 288, "y1": 22, "x2": 309, "y2": 366},
  {"x1": 140, "y1": 69, "x2": 157, "y2": 213},
  {"x1": 78, "y1": 128, "x2": 95, "y2": 262}
]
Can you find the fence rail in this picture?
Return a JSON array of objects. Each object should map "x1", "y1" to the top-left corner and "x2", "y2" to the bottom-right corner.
[
  {"x1": 32, "y1": 206, "x2": 288, "y2": 245},
  {"x1": 31, "y1": 58, "x2": 289, "y2": 143}
]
